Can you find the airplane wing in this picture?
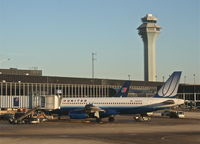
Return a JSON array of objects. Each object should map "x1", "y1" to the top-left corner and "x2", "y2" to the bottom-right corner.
[
  {"x1": 69, "y1": 104, "x2": 118, "y2": 120},
  {"x1": 68, "y1": 104, "x2": 106, "y2": 119},
  {"x1": 85, "y1": 104, "x2": 105, "y2": 118},
  {"x1": 85, "y1": 104, "x2": 105, "y2": 113}
]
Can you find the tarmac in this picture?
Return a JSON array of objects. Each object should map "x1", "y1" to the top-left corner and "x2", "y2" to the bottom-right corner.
[{"x1": 0, "y1": 112, "x2": 200, "y2": 144}]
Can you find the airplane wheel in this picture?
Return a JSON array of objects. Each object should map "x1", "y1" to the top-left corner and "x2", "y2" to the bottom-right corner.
[
  {"x1": 96, "y1": 118, "x2": 102, "y2": 123},
  {"x1": 147, "y1": 116, "x2": 151, "y2": 121},
  {"x1": 13, "y1": 120, "x2": 18, "y2": 124},
  {"x1": 108, "y1": 117, "x2": 115, "y2": 122},
  {"x1": 134, "y1": 116, "x2": 151, "y2": 122}
]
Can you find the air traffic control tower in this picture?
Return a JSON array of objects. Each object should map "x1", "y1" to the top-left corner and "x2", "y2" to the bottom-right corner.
[{"x1": 137, "y1": 14, "x2": 161, "y2": 81}]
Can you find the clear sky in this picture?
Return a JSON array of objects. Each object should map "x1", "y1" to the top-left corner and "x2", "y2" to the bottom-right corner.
[{"x1": 0, "y1": 0, "x2": 199, "y2": 84}]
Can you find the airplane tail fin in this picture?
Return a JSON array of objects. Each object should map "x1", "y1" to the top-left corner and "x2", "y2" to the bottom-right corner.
[
  {"x1": 154, "y1": 71, "x2": 182, "y2": 98},
  {"x1": 115, "y1": 81, "x2": 131, "y2": 97}
]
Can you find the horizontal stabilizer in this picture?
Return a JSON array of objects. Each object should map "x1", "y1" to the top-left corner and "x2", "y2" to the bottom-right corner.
[{"x1": 161, "y1": 100, "x2": 175, "y2": 105}]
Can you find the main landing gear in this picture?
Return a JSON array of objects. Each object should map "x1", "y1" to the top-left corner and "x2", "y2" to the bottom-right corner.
[
  {"x1": 95, "y1": 116, "x2": 115, "y2": 123},
  {"x1": 108, "y1": 116, "x2": 115, "y2": 122},
  {"x1": 96, "y1": 118, "x2": 103, "y2": 123}
]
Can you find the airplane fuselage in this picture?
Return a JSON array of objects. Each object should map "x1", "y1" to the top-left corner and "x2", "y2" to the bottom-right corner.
[{"x1": 59, "y1": 97, "x2": 184, "y2": 115}]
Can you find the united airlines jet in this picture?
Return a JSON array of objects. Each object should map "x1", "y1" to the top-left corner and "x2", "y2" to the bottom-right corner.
[{"x1": 58, "y1": 72, "x2": 184, "y2": 122}]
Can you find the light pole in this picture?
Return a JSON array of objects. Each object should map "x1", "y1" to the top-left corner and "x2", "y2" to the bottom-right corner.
[
  {"x1": 92, "y1": 52, "x2": 96, "y2": 79},
  {"x1": 128, "y1": 74, "x2": 131, "y2": 80},
  {"x1": 193, "y1": 74, "x2": 196, "y2": 107},
  {"x1": 193, "y1": 74, "x2": 196, "y2": 84}
]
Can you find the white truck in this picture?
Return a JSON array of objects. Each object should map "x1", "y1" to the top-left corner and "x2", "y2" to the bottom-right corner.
[{"x1": 161, "y1": 111, "x2": 185, "y2": 118}]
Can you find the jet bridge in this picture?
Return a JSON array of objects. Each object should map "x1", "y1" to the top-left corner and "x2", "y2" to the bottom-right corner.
[
  {"x1": 33, "y1": 95, "x2": 61, "y2": 110},
  {"x1": 8, "y1": 95, "x2": 61, "y2": 124},
  {"x1": 41, "y1": 95, "x2": 61, "y2": 110}
]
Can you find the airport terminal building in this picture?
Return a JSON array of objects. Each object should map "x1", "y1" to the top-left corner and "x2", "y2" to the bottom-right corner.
[{"x1": 0, "y1": 68, "x2": 199, "y2": 109}]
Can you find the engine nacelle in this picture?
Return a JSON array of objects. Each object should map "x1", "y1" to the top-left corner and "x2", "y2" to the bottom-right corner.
[{"x1": 69, "y1": 110, "x2": 88, "y2": 119}]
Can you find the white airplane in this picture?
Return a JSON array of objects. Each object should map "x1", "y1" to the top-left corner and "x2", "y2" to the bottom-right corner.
[{"x1": 58, "y1": 71, "x2": 184, "y2": 122}]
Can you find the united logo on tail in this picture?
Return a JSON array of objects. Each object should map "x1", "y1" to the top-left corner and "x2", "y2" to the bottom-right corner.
[{"x1": 155, "y1": 71, "x2": 182, "y2": 98}]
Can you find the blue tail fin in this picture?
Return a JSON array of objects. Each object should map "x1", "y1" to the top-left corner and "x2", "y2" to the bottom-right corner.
[
  {"x1": 115, "y1": 81, "x2": 131, "y2": 97},
  {"x1": 154, "y1": 71, "x2": 182, "y2": 98}
]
